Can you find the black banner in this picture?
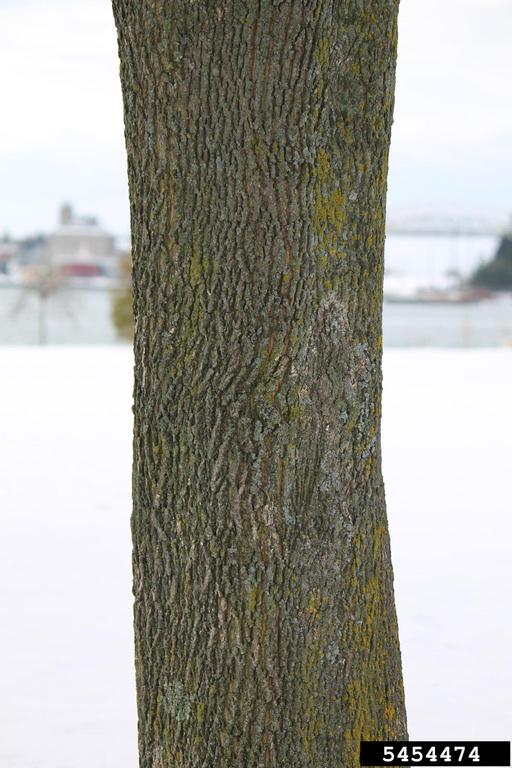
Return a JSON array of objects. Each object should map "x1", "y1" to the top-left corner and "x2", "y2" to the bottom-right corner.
[{"x1": 360, "y1": 741, "x2": 510, "y2": 767}]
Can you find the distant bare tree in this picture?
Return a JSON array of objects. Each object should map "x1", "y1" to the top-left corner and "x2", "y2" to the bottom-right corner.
[
  {"x1": 10, "y1": 263, "x2": 69, "y2": 345},
  {"x1": 111, "y1": 254, "x2": 133, "y2": 340}
]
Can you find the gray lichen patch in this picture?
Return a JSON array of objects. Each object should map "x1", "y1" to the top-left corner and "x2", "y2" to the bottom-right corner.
[{"x1": 162, "y1": 680, "x2": 194, "y2": 722}]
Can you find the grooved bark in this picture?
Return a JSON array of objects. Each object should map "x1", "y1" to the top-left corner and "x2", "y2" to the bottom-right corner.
[{"x1": 112, "y1": 2, "x2": 407, "y2": 766}]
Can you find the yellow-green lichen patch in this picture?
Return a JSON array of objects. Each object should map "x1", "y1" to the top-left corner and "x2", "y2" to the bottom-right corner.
[
  {"x1": 189, "y1": 248, "x2": 202, "y2": 287},
  {"x1": 300, "y1": 598, "x2": 329, "y2": 758},
  {"x1": 313, "y1": 150, "x2": 347, "y2": 269}
]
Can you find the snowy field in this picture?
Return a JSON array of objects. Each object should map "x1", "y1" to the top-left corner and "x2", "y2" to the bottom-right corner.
[{"x1": 0, "y1": 347, "x2": 510, "y2": 767}]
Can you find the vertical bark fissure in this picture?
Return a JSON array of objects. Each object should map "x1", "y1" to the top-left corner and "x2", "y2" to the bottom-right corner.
[{"x1": 112, "y1": 2, "x2": 407, "y2": 766}]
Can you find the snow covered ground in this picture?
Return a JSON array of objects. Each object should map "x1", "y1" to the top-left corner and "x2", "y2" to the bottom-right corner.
[
  {"x1": 0, "y1": 347, "x2": 510, "y2": 767},
  {"x1": 382, "y1": 351, "x2": 512, "y2": 741}
]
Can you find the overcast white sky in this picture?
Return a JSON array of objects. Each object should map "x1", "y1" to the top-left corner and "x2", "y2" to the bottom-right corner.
[{"x1": 0, "y1": 0, "x2": 510, "y2": 237}]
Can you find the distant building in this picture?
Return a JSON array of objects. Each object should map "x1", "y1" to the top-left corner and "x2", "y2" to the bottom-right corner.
[
  {"x1": 46, "y1": 203, "x2": 121, "y2": 277},
  {"x1": 0, "y1": 235, "x2": 18, "y2": 274},
  {"x1": 17, "y1": 235, "x2": 48, "y2": 267},
  {"x1": 0, "y1": 233, "x2": 47, "y2": 280}
]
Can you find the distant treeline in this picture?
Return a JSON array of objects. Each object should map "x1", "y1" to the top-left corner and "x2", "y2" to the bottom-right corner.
[{"x1": 471, "y1": 236, "x2": 512, "y2": 290}]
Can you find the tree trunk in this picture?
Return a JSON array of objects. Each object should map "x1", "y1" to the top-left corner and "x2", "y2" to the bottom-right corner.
[{"x1": 112, "y1": 2, "x2": 407, "y2": 766}]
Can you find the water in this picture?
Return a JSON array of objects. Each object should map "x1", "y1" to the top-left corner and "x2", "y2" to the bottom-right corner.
[
  {"x1": 0, "y1": 286, "x2": 121, "y2": 345},
  {"x1": 1, "y1": 236, "x2": 510, "y2": 347},
  {"x1": 384, "y1": 295, "x2": 512, "y2": 347},
  {"x1": 382, "y1": 234, "x2": 512, "y2": 346}
]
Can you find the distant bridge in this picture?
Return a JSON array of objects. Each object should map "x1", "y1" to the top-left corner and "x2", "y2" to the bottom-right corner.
[{"x1": 386, "y1": 212, "x2": 510, "y2": 238}]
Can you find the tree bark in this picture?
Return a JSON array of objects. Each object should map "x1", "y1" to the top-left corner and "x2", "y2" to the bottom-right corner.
[{"x1": 112, "y1": 2, "x2": 407, "y2": 766}]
